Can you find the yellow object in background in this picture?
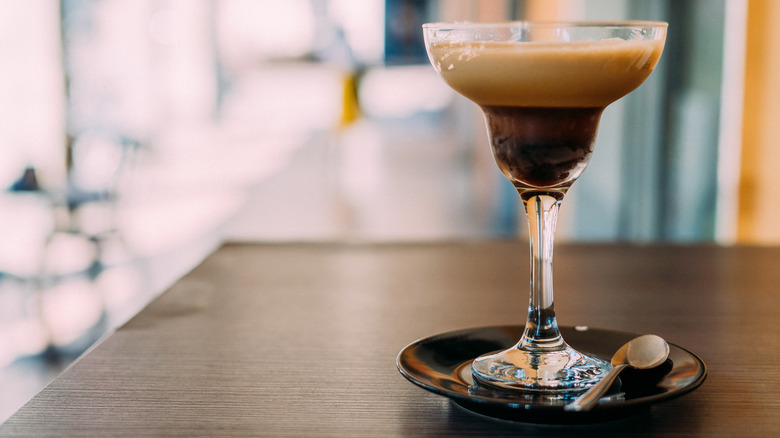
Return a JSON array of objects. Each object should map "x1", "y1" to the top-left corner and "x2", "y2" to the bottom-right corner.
[
  {"x1": 340, "y1": 72, "x2": 360, "y2": 128},
  {"x1": 738, "y1": 0, "x2": 780, "y2": 243}
]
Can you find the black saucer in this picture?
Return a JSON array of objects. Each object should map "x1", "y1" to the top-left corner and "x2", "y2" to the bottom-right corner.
[{"x1": 397, "y1": 325, "x2": 706, "y2": 423}]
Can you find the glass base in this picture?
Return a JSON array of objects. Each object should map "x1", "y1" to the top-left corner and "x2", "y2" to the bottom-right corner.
[{"x1": 471, "y1": 343, "x2": 612, "y2": 393}]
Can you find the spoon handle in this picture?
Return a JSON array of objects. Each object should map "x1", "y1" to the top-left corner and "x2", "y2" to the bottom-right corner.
[{"x1": 564, "y1": 364, "x2": 627, "y2": 412}]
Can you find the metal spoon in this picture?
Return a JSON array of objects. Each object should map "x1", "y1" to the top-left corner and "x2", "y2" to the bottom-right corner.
[{"x1": 565, "y1": 334, "x2": 670, "y2": 412}]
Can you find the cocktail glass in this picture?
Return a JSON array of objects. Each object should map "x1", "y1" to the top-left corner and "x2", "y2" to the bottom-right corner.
[{"x1": 422, "y1": 21, "x2": 667, "y2": 392}]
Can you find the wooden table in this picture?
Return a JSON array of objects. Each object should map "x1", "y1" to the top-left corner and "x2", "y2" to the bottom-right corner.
[{"x1": 1, "y1": 241, "x2": 779, "y2": 436}]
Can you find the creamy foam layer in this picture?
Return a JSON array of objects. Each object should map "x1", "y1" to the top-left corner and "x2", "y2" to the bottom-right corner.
[{"x1": 429, "y1": 39, "x2": 664, "y2": 108}]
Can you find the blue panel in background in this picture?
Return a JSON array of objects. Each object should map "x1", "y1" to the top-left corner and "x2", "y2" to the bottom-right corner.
[{"x1": 384, "y1": 0, "x2": 430, "y2": 65}]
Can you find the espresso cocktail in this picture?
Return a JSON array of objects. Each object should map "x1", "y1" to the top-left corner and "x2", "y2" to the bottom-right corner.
[
  {"x1": 423, "y1": 22, "x2": 667, "y2": 392},
  {"x1": 429, "y1": 39, "x2": 664, "y2": 191}
]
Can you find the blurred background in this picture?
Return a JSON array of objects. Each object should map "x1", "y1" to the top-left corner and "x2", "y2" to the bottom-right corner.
[{"x1": 1, "y1": 0, "x2": 778, "y2": 422}]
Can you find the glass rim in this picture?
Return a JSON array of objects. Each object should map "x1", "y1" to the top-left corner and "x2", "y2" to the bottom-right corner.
[{"x1": 422, "y1": 20, "x2": 668, "y2": 30}]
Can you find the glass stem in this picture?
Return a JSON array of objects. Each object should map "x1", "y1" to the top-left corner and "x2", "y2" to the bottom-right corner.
[{"x1": 519, "y1": 191, "x2": 566, "y2": 351}]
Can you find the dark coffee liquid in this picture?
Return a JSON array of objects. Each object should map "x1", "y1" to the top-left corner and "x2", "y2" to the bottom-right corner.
[{"x1": 482, "y1": 106, "x2": 604, "y2": 189}]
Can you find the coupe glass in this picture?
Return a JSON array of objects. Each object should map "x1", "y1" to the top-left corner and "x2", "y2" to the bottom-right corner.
[{"x1": 423, "y1": 21, "x2": 667, "y2": 392}]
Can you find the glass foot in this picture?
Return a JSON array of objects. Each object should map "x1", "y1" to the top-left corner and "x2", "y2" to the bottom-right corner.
[{"x1": 471, "y1": 344, "x2": 611, "y2": 392}]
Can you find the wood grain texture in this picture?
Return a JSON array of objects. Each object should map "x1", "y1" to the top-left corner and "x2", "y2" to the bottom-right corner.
[{"x1": 1, "y1": 241, "x2": 779, "y2": 437}]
